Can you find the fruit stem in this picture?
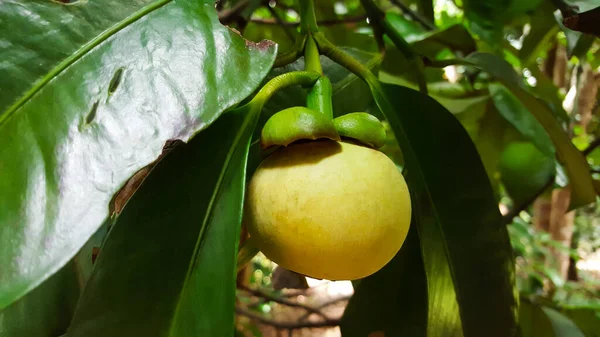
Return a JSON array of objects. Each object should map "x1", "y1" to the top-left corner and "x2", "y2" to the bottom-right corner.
[
  {"x1": 249, "y1": 71, "x2": 320, "y2": 112},
  {"x1": 314, "y1": 33, "x2": 379, "y2": 86},
  {"x1": 306, "y1": 76, "x2": 334, "y2": 119},
  {"x1": 298, "y1": 0, "x2": 319, "y2": 34},
  {"x1": 359, "y1": 0, "x2": 428, "y2": 94},
  {"x1": 304, "y1": 35, "x2": 322, "y2": 75},
  {"x1": 274, "y1": 35, "x2": 307, "y2": 68}
]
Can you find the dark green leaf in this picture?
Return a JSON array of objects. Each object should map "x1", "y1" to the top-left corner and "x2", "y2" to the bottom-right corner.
[
  {"x1": 542, "y1": 307, "x2": 587, "y2": 337},
  {"x1": 0, "y1": 263, "x2": 80, "y2": 337},
  {"x1": 564, "y1": 308, "x2": 600, "y2": 337},
  {"x1": 370, "y1": 82, "x2": 518, "y2": 337},
  {"x1": 519, "y1": 3, "x2": 560, "y2": 66},
  {"x1": 386, "y1": 13, "x2": 476, "y2": 57},
  {"x1": 519, "y1": 300, "x2": 588, "y2": 337},
  {"x1": 463, "y1": 0, "x2": 511, "y2": 47},
  {"x1": 464, "y1": 52, "x2": 595, "y2": 209},
  {"x1": 67, "y1": 107, "x2": 258, "y2": 336},
  {"x1": 340, "y1": 227, "x2": 428, "y2": 337},
  {"x1": 0, "y1": 0, "x2": 276, "y2": 309},
  {"x1": 470, "y1": 103, "x2": 518, "y2": 198},
  {"x1": 489, "y1": 83, "x2": 555, "y2": 157}
]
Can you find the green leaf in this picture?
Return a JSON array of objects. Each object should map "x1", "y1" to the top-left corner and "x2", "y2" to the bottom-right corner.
[
  {"x1": 463, "y1": 0, "x2": 511, "y2": 47},
  {"x1": 489, "y1": 83, "x2": 555, "y2": 157},
  {"x1": 340, "y1": 227, "x2": 428, "y2": 337},
  {"x1": 386, "y1": 13, "x2": 476, "y2": 57},
  {"x1": 67, "y1": 107, "x2": 258, "y2": 336},
  {"x1": 369, "y1": 82, "x2": 517, "y2": 337},
  {"x1": 470, "y1": 103, "x2": 515, "y2": 198},
  {"x1": 464, "y1": 52, "x2": 595, "y2": 209},
  {"x1": 0, "y1": 0, "x2": 276, "y2": 309},
  {"x1": 542, "y1": 307, "x2": 587, "y2": 337},
  {"x1": 0, "y1": 262, "x2": 80, "y2": 337},
  {"x1": 519, "y1": 3, "x2": 560, "y2": 67},
  {"x1": 519, "y1": 300, "x2": 588, "y2": 337}
]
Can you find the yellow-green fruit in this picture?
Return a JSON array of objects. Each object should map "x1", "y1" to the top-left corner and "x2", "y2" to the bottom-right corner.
[
  {"x1": 499, "y1": 141, "x2": 555, "y2": 205},
  {"x1": 244, "y1": 140, "x2": 412, "y2": 281}
]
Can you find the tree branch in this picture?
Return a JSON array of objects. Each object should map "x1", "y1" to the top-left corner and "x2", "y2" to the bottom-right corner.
[
  {"x1": 389, "y1": 0, "x2": 435, "y2": 30},
  {"x1": 238, "y1": 284, "x2": 329, "y2": 320},
  {"x1": 582, "y1": 137, "x2": 600, "y2": 156},
  {"x1": 502, "y1": 177, "x2": 555, "y2": 225},
  {"x1": 298, "y1": 295, "x2": 352, "y2": 321},
  {"x1": 249, "y1": 14, "x2": 368, "y2": 26},
  {"x1": 267, "y1": 5, "x2": 296, "y2": 41},
  {"x1": 218, "y1": 0, "x2": 251, "y2": 22},
  {"x1": 236, "y1": 307, "x2": 341, "y2": 329}
]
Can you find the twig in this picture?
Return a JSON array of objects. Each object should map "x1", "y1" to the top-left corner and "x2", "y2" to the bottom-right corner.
[
  {"x1": 267, "y1": 5, "x2": 296, "y2": 41},
  {"x1": 238, "y1": 284, "x2": 329, "y2": 320},
  {"x1": 249, "y1": 14, "x2": 368, "y2": 26},
  {"x1": 502, "y1": 177, "x2": 555, "y2": 225},
  {"x1": 218, "y1": 0, "x2": 251, "y2": 22},
  {"x1": 389, "y1": 0, "x2": 435, "y2": 30},
  {"x1": 582, "y1": 137, "x2": 600, "y2": 156},
  {"x1": 236, "y1": 307, "x2": 341, "y2": 329},
  {"x1": 298, "y1": 295, "x2": 353, "y2": 321}
]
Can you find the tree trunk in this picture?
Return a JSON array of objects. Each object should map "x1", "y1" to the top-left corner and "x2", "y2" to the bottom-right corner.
[
  {"x1": 532, "y1": 195, "x2": 551, "y2": 232},
  {"x1": 548, "y1": 187, "x2": 576, "y2": 280},
  {"x1": 553, "y1": 44, "x2": 568, "y2": 89}
]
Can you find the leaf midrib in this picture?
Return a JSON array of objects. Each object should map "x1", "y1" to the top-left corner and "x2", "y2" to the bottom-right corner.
[{"x1": 0, "y1": 0, "x2": 172, "y2": 126}]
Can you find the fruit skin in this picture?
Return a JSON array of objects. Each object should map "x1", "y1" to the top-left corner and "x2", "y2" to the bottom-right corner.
[
  {"x1": 499, "y1": 141, "x2": 555, "y2": 204},
  {"x1": 244, "y1": 140, "x2": 412, "y2": 281}
]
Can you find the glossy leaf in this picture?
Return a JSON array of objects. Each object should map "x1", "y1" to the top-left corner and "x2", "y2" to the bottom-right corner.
[
  {"x1": 0, "y1": 262, "x2": 80, "y2": 337},
  {"x1": 340, "y1": 227, "x2": 428, "y2": 337},
  {"x1": 67, "y1": 107, "x2": 259, "y2": 336},
  {"x1": 464, "y1": 52, "x2": 595, "y2": 209},
  {"x1": 0, "y1": 0, "x2": 276, "y2": 309},
  {"x1": 369, "y1": 82, "x2": 517, "y2": 337},
  {"x1": 489, "y1": 83, "x2": 555, "y2": 157}
]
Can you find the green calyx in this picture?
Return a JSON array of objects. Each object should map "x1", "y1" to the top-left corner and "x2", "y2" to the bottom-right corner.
[
  {"x1": 334, "y1": 112, "x2": 386, "y2": 148},
  {"x1": 260, "y1": 106, "x2": 339, "y2": 149}
]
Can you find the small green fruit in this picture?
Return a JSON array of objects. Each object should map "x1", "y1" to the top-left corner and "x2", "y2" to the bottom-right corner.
[{"x1": 499, "y1": 141, "x2": 555, "y2": 204}]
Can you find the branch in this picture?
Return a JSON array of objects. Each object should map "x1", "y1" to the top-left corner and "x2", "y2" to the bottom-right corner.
[
  {"x1": 218, "y1": 0, "x2": 251, "y2": 22},
  {"x1": 236, "y1": 307, "x2": 341, "y2": 329},
  {"x1": 249, "y1": 14, "x2": 368, "y2": 26},
  {"x1": 298, "y1": 295, "x2": 352, "y2": 321},
  {"x1": 267, "y1": 5, "x2": 296, "y2": 41},
  {"x1": 502, "y1": 177, "x2": 555, "y2": 225},
  {"x1": 582, "y1": 137, "x2": 600, "y2": 156},
  {"x1": 238, "y1": 284, "x2": 329, "y2": 320},
  {"x1": 389, "y1": 0, "x2": 435, "y2": 30}
]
